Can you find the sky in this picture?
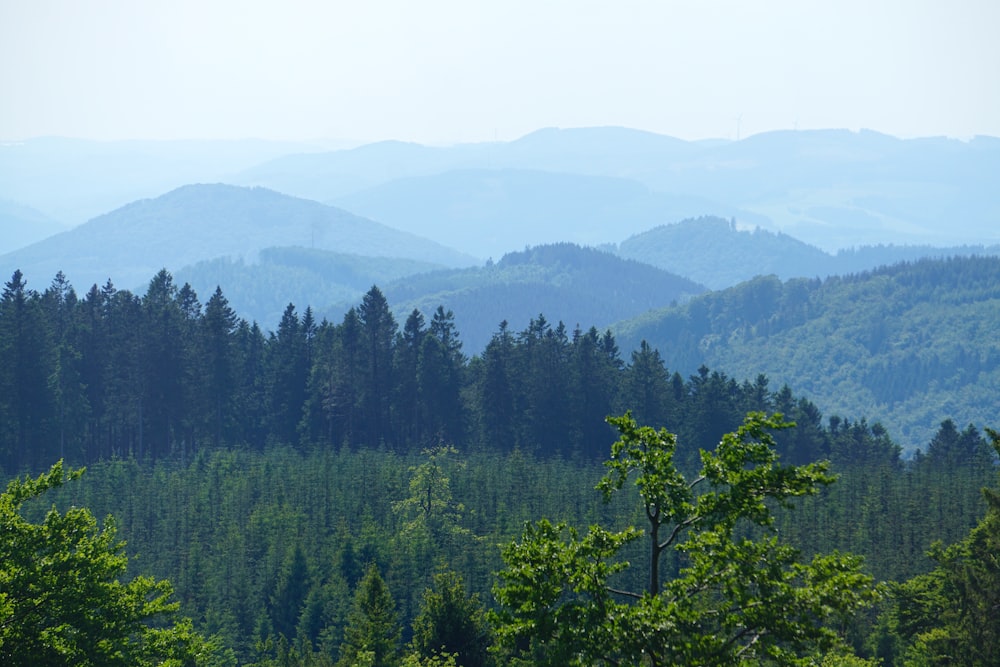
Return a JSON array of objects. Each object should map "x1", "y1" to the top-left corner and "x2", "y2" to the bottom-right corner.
[{"x1": 2, "y1": 0, "x2": 998, "y2": 145}]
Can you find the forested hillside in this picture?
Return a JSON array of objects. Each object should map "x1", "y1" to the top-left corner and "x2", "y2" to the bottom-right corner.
[
  {"x1": 175, "y1": 248, "x2": 446, "y2": 331},
  {"x1": 0, "y1": 266, "x2": 757, "y2": 470},
  {"x1": 616, "y1": 255, "x2": 1000, "y2": 452},
  {"x1": 371, "y1": 243, "x2": 706, "y2": 352},
  {"x1": 616, "y1": 215, "x2": 1000, "y2": 290},
  {"x1": 3, "y1": 262, "x2": 999, "y2": 665}
]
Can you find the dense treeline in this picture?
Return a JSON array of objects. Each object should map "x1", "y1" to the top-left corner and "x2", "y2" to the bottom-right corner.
[{"x1": 1, "y1": 267, "x2": 908, "y2": 474}]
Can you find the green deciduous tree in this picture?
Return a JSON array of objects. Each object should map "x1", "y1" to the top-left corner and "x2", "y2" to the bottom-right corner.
[
  {"x1": 0, "y1": 461, "x2": 231, "y2": 666},
  {"x1": 493, "y1": 412, "x2": 880, "y2": 666}
]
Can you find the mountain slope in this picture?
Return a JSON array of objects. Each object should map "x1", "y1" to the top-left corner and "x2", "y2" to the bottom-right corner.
[
  {"x1": 0, "y1": 184, "x2": 475, "y2": 292},
  {"x1": 344, "y1": 243, "x2": 707, "y2": 353},
  {"x1": 0, "y1": 199, "x2": 67, "y2": 255},
  {"x1": 614, "y1": 256, "x2": 1000, "y2": 452},
  {"x1": 617, "y1": 217, "x2": 834, "y2": 289},
  {"x1": 174, "y1": 247, "x2": 445, "y2": 329},
  {"x1": 616, "y1": 216, "x2": 1000, "y2": 290}
]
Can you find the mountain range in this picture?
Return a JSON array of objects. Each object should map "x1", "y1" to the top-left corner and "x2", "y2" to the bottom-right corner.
[
  {"x1": 2, "y1": 127, "x2": 998, "y2": 456},
  {"x1": 3, "y1": 127, "x2": 998, "y2": 259}
]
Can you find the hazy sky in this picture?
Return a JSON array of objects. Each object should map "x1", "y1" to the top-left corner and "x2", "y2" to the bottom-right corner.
[{"x1": 2, "y1": 0, "x2": 998, "y2": 144}]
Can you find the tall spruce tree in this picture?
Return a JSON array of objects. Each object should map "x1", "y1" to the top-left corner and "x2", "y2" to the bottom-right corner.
[
  {"x1": 358, "y1": 287, "x2": 397, "y2": 448},
  {"x1": 338, "y1": 563, "x2": 401, "y2": 667}
]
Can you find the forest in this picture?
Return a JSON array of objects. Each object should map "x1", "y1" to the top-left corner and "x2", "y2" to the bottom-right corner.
[{"x1": 2, "y1": 267, "x2": 999, "y2": 665}]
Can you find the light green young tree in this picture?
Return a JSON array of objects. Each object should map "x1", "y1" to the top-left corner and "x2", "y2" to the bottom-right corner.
[
  {"x1": 0, "y1": 461, "x2": 232, "y2": 666},
  {"x1": 392, "y1": 445, "x2": 470, "y2": 544},
  {"x1": 493, "y1": 412, "x2": 880, "y2": 666}
]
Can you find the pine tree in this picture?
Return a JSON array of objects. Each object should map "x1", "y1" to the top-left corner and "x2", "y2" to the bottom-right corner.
[
  {"x1": 270, "y1": 544, "x2": 312, "y2": 641},
  {"x1": 338, "y1": 563, "x2": 401, "y2": 667},
  {"x1": 410, "y1": 571, "x2": 492, "y2": 667},
  {"x1": 358, "y1": 287, "x2": 397, "y2": 448}
]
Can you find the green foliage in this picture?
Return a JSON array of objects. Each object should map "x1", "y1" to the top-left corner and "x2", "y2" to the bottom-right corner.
[
  {"x1": 881, "y1": 427, "x2": 1000, "y2": 665},
  {"x1": 338, "y1": 563, "x2": 402, "y2": 667},
  {"x1": 0, "y1": 461, "x2": 231, "y2": 666},
  {"x1": 409, "y1": 571, "x2": 492, "y2": 667},
  {"x1": 394, "y1": 446, "x2": 472, "y2": 545},
  {"x1": 17, "y1": 435, "x2": 995, "y2": 664},
  {"x1": 399, "y1": 652, "x2": 458, "y2": 667},
  {"x1": 493, "y1": 412, "x2": 881, "y2": 666}
]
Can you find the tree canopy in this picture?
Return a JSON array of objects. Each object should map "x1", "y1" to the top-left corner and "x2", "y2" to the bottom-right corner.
[
  {"x1": 0, "y1": 461, "x2": 230, "y2": 666},
  {"x1": 493, "y1": 412, "x2": 881, "y2": 666}
]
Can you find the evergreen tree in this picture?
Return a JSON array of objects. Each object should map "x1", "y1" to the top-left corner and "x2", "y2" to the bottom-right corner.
[
  {"x1": 268, "y1": 304, "x2": 310, "y2": 447},
  {"x1": 338, "y1": 563, "x2": 401, "y2": 667},
  {"x1": 0, "y1": 270, "x2": 58, "y2": 472},
  {"x1": 202, "y1": 286, "x2": 239, "y2": 447},
  {"x1": 140, "y1": 269, "x2": 187, "y2": 460},
  {"x1": 394, "y1": 309, "x2": 427, "y2": 448},
  {"x1": 233, "y1": 320, "x2": 270, "y2": 449},
  {"x1": 418, "y1": 320, "x2": 464, "y2": 447},
  {"x1": 41, "y1": 272, "x2": 89, "y2": 464},
  {"x1": 270, "y1": 544, "x2": 312, "y2": 641},
  {"x1": 358, "y1": 287, "x2": 397, "y2": 448},
  {"x1": 566, "y1": 326, "x2": 621, "y2": 458},
  {"x1": 618, "y1": 340, "x2": 675, "y2": 433},
  {"x1": 410, "y1": 571, "x2": 492, "y2": 667},
  {"x1": 475, "y1": 321, "x2": 516, "y2": 451},
  {"x1": 888, "y1": 428, "x2": 1000, "y2": 664},
  {"x1": 101, "y1": 282, "x2": 145, "y2": 459}
]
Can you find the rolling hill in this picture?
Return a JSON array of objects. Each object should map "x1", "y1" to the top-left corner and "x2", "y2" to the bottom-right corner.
[
  {"x1": 616, "y1": 216, "x2": 1000, "y2": 290},
  {"x1": 332, "y1": 243, "x2": 708, "y2": 353},
  {"x1": 0, "y1": 136, "x2": 337, "y2": 225},
  {"x1": 613, "y1": 256, "x2": 1000, "y2": 453},
  {"x1": 173, "y1": 247, "x2": 446, "y2": 329},
  {"x1": 0, "y1": 199, "x2": 68, "y2": 255},
  {"x1": 6, "y1": 128, "x2": 997, "y2": 258},
  {"x1": 0, "y1": 184, "x2": 476, "y2": 293}
]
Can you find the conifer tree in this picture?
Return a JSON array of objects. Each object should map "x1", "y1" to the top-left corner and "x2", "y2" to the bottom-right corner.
[
  {"x1": 338, "y1": 563, "x2": 401, "y2": 667},
  {"x1": 410, "y1": 571, "x2": 492, "y2": 667}
]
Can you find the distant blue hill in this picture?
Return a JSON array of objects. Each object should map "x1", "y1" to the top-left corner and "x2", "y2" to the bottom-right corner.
[
  {"x1": 332, "y1": 168, "x2": 760, "y2": 260},
  {"x1": 0, "y1": 199, "x2": 67, "y2": 255},
  {"x1": 0, "y1": 184, "x2": 475, "y2": 293}
]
